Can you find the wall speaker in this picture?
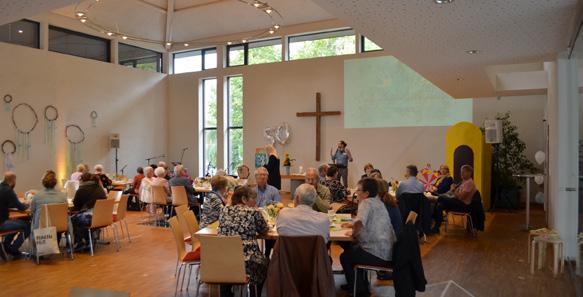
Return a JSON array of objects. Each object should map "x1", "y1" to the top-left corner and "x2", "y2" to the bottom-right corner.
[
  {"x1": 484, "y1": 120, "x2": 502, "y2": 144},
  {"x1": 110, "y1": 133, "x2": 120, "y2": 149}
]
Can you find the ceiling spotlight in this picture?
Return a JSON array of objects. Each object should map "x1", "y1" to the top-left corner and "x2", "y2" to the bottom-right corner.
[
  {"x1": 76, "y1": 12, "x2": 85, "y2": 17},
  {"x1": 17, "y1": 30, "x2": 23, "y2": 34},
  {"x1": 166, "y1": 42, "x2": 172, "y2": 46},
  {"x1": 253, "y1": 1, "x2": 261, "y2": 8},
  {"x1": 107, "y1": 32, "x2": 113, "y2": 36},
  {"x1": 265, "y1": 7, "x2": 272, "y2": 14},
  {"x1": 227, "y1": 41, "x2": 233, "y2": 45},
  {"x1": 242, "y1": 39, "x2": 247, "y2": 43},
  {"x1": 122, "y1": 36, "x2": 128, "y2": 40},
  {"x1": 184, "y1": 43, "x2": 189, "y2": 46},
  {"x1": 273, "y1": 24, "x2": 280, "y2": 29},
  {"x1": 268, "y1": 29, "x2": 275, "y2": 34},
  {"x1": 464, "y1": 49, "x2": 480, "y2": 55},
  {"x1": 435, "y1": 0, "x2": 453, "y2": 3},
  {"x1": 80, "y1": 17, "x2": 87, "y2": 23}
]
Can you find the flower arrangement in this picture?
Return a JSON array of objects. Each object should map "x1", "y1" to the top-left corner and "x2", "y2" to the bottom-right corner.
[
  {"x1": 265, "y1": 202, "x2": 285, "y2": 220},
  {"x1": 282, "y1": 152, "x2": 295, "y2": 167}
]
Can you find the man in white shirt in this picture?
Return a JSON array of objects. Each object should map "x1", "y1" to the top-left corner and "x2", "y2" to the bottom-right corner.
[{"x1": 277, "y1": 183, "x2": 331, "y2": 242}]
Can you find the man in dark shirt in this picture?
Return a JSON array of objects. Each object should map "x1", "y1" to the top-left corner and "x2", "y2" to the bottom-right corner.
[
  {"x1": 169, "y1": 165, "x2": 197, "y2": 207},
  {"x1": 0, "y1": 172, "x2": 30, "y2": 257}
]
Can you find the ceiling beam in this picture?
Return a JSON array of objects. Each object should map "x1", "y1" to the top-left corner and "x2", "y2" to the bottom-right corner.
[
  {"x1": 164, "y1": 0, "x2": 174, "y2": 49},
  {"x1": 134, "y1": 0, "x2": 167, "y2": 14},
  {"x1": 175, "y1": 0, "x2": 231, "y2": 12}
]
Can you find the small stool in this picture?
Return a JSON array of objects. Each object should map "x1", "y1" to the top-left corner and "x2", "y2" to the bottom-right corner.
[
  {"x1": 353, "y1": 264, "x2": 393, "y2": 296},
  {"x1": 530, "y1": 235, "x2": 564, "y2": 277},
  {"x1": 527, "y1": 228, "x2": 558, "y2": 264},
  {"x1": 445, "y1": 211, "x2": 476, "y2": 236}
]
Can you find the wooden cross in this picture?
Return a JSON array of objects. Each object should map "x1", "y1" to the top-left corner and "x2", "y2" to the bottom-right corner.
[{"x1": 296, "y1": 92, "x2": 341, "y2": 161}]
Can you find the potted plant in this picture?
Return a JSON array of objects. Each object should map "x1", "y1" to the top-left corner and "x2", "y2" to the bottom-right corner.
[
  {"x1": 486, "y1": 112, "x2": 536, "y2": 209},
  {"x1": 282, "y1": 152, "x2": 295, "y2": 175}
]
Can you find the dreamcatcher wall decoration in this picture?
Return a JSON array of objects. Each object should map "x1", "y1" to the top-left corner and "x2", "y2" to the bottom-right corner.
[
  {"x1": 65, "y1": 124, "x2": 85, "y2": 175},
  {"x1": 43, "y1": 105, "x2": 58, "y2": 148},
  {"x1": 90, "y1": 111, "x2": 98, "y2": 128},
  {"x1": 3, "y1": 95, "x2": 13, "y2": 112},
  {"x1": 1, "y1": 140, "x2": 16, "y2": 171},
  {"x1": 11, "y1": 103, "x2": 38, "y2": 160}
]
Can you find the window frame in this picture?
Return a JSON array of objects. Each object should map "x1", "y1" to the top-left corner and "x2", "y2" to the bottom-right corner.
[
  {"x1": 48, "y1": 25, "x2": 111, "y2": 62},
  {"x1": 172, "y1": 47, "x2": 216, "y2": 74},
  {"x1": 286, "y1": 28, "x2": 356, "y2": 61},
  {"x1": 226, "y1": 75, "x2": 244, "y2": 174},
  {"x1": 226, "y1": 37, "x2": 282, "y2": 67},
  {"x1": 118, "y1": 42, "x2": 163, "y2": 73},
  {"x1": 360, "y1": 35, "x2": 383, "y2": 53},
  {"x1": 201, "y1": 78, "x2": 218, "y2": 176},
  {"x1": 0, "y1": 19, "x2": 40, "y2": 49}
]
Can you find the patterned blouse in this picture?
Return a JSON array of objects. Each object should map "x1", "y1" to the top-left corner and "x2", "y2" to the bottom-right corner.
[
  {"x1": 218, "y1": 205, "x2": 269, "y2": 285},
  {"x1": 324, "y1": 179, "x2": 347, "y2": 202},
  {"x1": 200, "y1": 191, "x2": 225, "y2": 228}
]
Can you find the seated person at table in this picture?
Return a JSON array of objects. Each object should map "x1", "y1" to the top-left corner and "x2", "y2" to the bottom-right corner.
[
  {"x1": 139, "y1": 167, "x2": 155, "y2": 209},
  {"x1": 277, "y1": 184, "x2": 330, "y2": 242},
  {"x1": 218, "y1": 186, "x2": 268, "y2": 297},
  {"x1": 318, "y1": 163, "x2": 330, "y2": 184},
  {"x1": 200, "y1": 175, "x2": 230, "y2": 228},
  {"x1": 71, "y1": 173, "x2": 107, "y2": 248},
  {"x1": 305, "y1": 168, "x2": 331, "y2": 213},
  {"x1": 377, "y1": 179, "x2": 402, "y2": 235},
  {"x1": 169, "y1": 165, "x2": 197, "y2": 208},
  {"x1": 124, "y1": 167, "x2": 144, "y2": 208},
  {"x1": 324, "y1": 166, "x2": 347, "y2": 203},
  {"x1": 431, "y1": 164, "x2": 454, "y2": 195},
  {"x1": 236, "y1": 165, "x2": 250, "y2": 186},
  {"x1": 94, "y1": 164, "x2": 112, "y2": 191},
  {"x1": 369, "y1": 169, "x2": 391, "y2": 192},
  {"x1": 361, "y1": 163, "x2": 375, "y2": 180},
  {"x1": 152, "y1": 167, "x2": 171, "y2": 199},
  {"x1": 431, "y1": 165, "x2": 477, "y2": 234},
  {"x1": 255, "y1": 167, "x2": 280, "y2": 207},
  {"x1": 0, "y1": 172, "x2": 30, "y2": 258},
  {"x1": 395, "y1": 165, "x2": 424, "y2": 199},
  {"x1": 70, "y1": 163, "x2": 87, "y2": 181},
  {"x1": 340, "y1": 178, "x2": 395, "y2": 296},
  {"x1": 31, "y1": 170, "x2": 68, "y2": 230}
]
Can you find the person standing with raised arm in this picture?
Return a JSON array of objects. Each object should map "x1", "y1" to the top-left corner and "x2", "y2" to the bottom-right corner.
[{"x1": 330, "y1": 140, "x2": 353, "y2": 187}]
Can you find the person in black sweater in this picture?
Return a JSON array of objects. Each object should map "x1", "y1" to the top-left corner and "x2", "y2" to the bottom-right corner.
[
  {"x1": 71, "y1": 173, "x2": 107, "y2": 248},
  {"x1": 0, "y1": 172, "x2": 29, "y2": 258},
  {"x1": 264, "y1": 144, "x2": 281, "y2": 190}
]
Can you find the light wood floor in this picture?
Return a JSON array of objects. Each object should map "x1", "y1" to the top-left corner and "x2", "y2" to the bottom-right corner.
[{"x1": 0, "y1": 208, "x2": 576, "y2": 297}]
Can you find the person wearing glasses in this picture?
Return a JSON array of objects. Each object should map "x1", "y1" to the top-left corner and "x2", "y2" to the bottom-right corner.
[{"x1": 254, "y1": 167, "x2": 280, "y2": 207}]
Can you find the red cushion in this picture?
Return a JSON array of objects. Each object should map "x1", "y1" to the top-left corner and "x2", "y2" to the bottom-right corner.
[
  {"x1": 112, "y1": 214, "x2": 118, "y2": 221},
  {"x1": 184, "y1": 236, "x2": 192, "y2": 243},
  {"x1": 182, "y1": 247, "x2": 201, "y2": 262}
]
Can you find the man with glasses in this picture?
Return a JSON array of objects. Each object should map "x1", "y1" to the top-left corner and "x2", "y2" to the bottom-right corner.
[{"x1": 255, "y1": 167, "x2": 280, "y2": 207}]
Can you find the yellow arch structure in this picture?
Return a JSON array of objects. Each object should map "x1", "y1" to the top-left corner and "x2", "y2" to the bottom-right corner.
[{"x1": 446, "y1": 122, "x2": 492, "y2": 207}]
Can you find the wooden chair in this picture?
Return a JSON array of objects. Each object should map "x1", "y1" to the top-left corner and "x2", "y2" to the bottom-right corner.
[
  {"x1": 176, "y1": 210, "x2": 200, "y2": 248},
  {"x1": 37, "y1": 203, "x2": 74, "y2": 263},
  {"x1": 0, "y1": 230, "x2": 21, "y2": 261},
  {"x1": 175, "y1": 205, "x2": 189, "y2": 217},
  {"x1": 69, "y1": 288, "x2": 130, "y2": 297},
  {"x1": 169, "y1": 217, "x2": 201, "y2": 296},
  {"x1": 151, "y1": 186, "x2": 170, "y2": 226},
  {"x1": 113, "y1": 195, "x2": 131, "y2": 243},
  {"x1": 445, "y1": 211, "x2": 476, "y2": 236},
  {"x1": 353, "y1": 264, "x2": 394, "y2": 296},
  {"x1": 87, "y1": 199, "x2": 119, "y2": 256},
  {"x1": 107, "y1": 190, "x2": 122, "y2": 201},
  {"x1": 196, "y1": 235, "x2": 249, "y2": 297},
  {"x1": 171, "y1": 186, "x2": 189, "y2": 216}
]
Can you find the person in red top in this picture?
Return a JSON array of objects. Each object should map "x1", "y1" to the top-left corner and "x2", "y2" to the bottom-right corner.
[
  {"x1": 131, "y1": 167, "x2": 145, "y2": 195},
  {"x1": 430, "y1": 165, "x2": 477, "y2": 234},
  {"x1": 123, "y1": 167, "x2": 144, "y2": 209}
]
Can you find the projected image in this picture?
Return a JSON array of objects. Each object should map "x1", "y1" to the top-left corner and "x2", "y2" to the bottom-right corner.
[{"x1": 344, "y1": 56, "x2": 472, "y2": 128}]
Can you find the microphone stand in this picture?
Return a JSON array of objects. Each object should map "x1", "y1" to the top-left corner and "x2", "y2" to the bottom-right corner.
[{"x1": 121, "y1": 164, "x2": 128, "y2": 176}]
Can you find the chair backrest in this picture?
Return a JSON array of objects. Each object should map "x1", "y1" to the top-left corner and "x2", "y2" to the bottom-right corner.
[
  {"x1": 69, "y1": 288, "x2": 129, "y2": 297},
  {"x1": 151, "y1": 186, "x2": 168, "y2": 205},
  {"x1": 168, "y1": 216, "x2": 188, "y2": 262},
  {"x1": 199, "y1": 235, "x2": 247, "y2": 284},
  {"x1": 177, "y1": 210, "x2": 200, "y2": 241},
  {"x1": 107, "y1": 190, "x2": 122, "y2": 201},
  {"x1": 39, "y1": 203, "x2": 69, "y2": 232},
  {"x1": 114, "y1": 195, "x2": 129, "y2": 220},
  {"x1": 175, "y1": 205, "x2": 189, "y2": 216},
  {"x1": 90, "y1": 199, "x2": 115, "y2": 228},
  {"x1": 171, "y1": 186, "x2": 188, "y2": 206}
]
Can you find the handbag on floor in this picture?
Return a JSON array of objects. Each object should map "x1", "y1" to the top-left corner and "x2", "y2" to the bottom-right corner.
[{"x1": 33, "y1": 204, "x2": 60, "y2": 256}]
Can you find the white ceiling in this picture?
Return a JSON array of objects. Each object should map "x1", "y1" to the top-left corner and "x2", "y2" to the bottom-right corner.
[
  {"x1": 310, "y1": 0, "x2": 578, "y2": 98},
  {"x1": 52, "y1": 0, "x2": 332, "y2": 42},
  {"x1": 0, "y1": 0, "x2": 79, "y2": 25}
]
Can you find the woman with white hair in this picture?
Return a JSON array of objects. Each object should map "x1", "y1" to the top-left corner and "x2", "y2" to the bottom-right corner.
[
  {"x1": 152, "y1": 167, "x2": 171, "y2": 200},
  {"x1": 94, "y1": 164, "x2": 112, "y2": 191},
  {"x1": 70, "y1": 164, "x2": 87, "y2": 181},
  {"x1": 140, "y1": 167, "x2": 155, "y2": 207}
]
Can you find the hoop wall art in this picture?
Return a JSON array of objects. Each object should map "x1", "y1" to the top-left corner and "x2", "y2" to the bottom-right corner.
[
  {"x1": 3, "y1": 94, "x2": 12, "y2": 112},
  {"x1": 1, "y1": 140, "x2": 16, "y2": 171},
  {"x1": 43, "y1": 105, "x2": 59, "y2": 148},
  {"x1": 11, "y1": 103, "x2": 38, "y2": 160},
  {"x1": 65, "y1": 124, "x2": 85, "y2": 174},
  {"x1": 90, "y1": 110, "x2": 98, "y2": 128}
]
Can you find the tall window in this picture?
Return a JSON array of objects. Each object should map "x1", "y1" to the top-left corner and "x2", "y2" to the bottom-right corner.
[
  {"x1": 361, "y1": 36, "x2": 382, "y2": 52},
  {"x1": 118, "y1": 43, "x2": 162, "y2": 73},
  {"x1": 0, "y1": 19, "x2": 39, "y2": 49},
  {"x1": 288, "y1": 29, "x2": 355, "y2": 61},
  {"x1": 201, "y1": 78, "x2": 218, "y2": 176},
  {"x1": 226, "y1": 38, "x2": 282, "y2": 67},
  {"x1": 227, "y1": 76, "x2": 244, "y2": 174},
  {"x1": 173, "y1": 47, "x2": 216, "y2": 74},
  {"x1": 49, "y1": 26, "x2": 110, "y2": 62}
]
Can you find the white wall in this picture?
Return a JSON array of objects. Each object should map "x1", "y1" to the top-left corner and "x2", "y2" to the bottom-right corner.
[{"x1": 0, "y1": 42, "x2": 167, "y2": 192}]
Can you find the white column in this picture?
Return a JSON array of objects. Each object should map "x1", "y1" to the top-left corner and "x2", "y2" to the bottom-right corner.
[
  {"x1": 546, "y1": 54, "x2": 579, "y2": 259},
  {"x1": 110, "y1": 39, "x2": 119, "y2": 64},
  {"x1": 39, "y1": 21, "x2": 48, "y2": 50},
  {"x1": 163, "y1": 52, "x2": 171, "y2": 74}
]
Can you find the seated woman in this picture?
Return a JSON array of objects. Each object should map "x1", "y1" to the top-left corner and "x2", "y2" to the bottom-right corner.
[
  {"x1": 94, "y1": 164, "x2": 112, "y2": 191},
  {"x1": 431, "y1": 164, "x2": 454, "y2": 195},
  {"x1": 71, "y1": 173, "x2": 107, "y2": 248},
  {"x1": 218, "y1": 186, "x2": 269, "y2": 297},
  {"x1": 139, "y1": 166, "x2": 155, "y2": 210},
  {"x1": 324, "y1": 165, "x2": 348, "y2": 202},
  {"x1": 236, "y1": 165, "x2": 250, "y2": 186},
  {"x1": 361, "y1": 163, "x2": 374, "y2": 180},
  {"x1": 200, "y1": 175, "x2": 230, "y2": 228},
  {"x1": 376, "y1": 179, "x2": 402, "y2": 235},
  {"x1": 431, "y1": 165, "x2": 476, "y2": 234},
  {"x1": 30, "y1": 170, "x2": 68, "y2": 233},
  {"x1": 340, "y1": 178, "x2": 396, "y2": 297},
  {"x1": 152, "y1": 167, "x2": 171, "y2": 200},
  {"x1": 70, "y1": 164, "x2": 86, "y2": 181}
]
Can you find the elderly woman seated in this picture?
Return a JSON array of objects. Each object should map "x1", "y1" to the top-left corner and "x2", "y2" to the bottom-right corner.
[
  {"x1": 200, "y1": 175, "x2": 230, "y2": 228},
  {"x1": 324, "y1": 165, "x2": 348, "y2": 202},
  {"x1": 218, "y1": 186, "x2": 268, "y2": 297}
]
